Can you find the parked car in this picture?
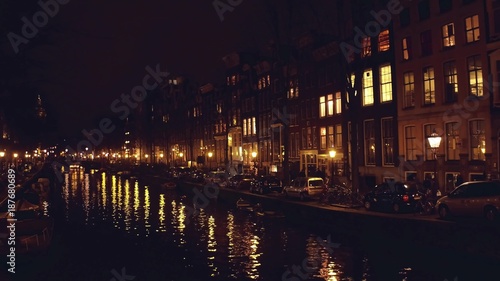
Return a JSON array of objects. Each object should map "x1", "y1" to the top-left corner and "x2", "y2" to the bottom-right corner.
[
  {"x1": 250, "y1": 175, "x2": 282, "y2": 194},
  {"x1": 283, "y1": 177, "x2": 325, "y2": 201},
  {"x1": 205, "y1": 171, "x2": 227, "y2": 186},
  {"x1": 436, "y1": 180, "x2": 500, "y2": 222},
  {"x1": 363, "y1": 181, "x2": 421, "y2": 213},
  {"x1": 189, "y1": 170, "x2": 205, "y2": 183},
  {"x1": 227, "y1": 174, "x2": 255, "y2": 189}
]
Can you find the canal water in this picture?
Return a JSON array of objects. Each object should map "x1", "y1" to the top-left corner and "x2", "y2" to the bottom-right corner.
[{"x1": 5, "y1": 166, "x2": 499, "y2": 280}]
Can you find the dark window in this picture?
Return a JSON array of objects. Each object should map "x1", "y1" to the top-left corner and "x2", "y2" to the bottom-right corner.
[
  {"x1": 439, "y1": 0, "x2": 452, "y2": 13},
  {"x1": 420, "y1": 30, "x2": 433, "y2": 56},
  {"x1": 400, "y1": 8, "x2": 410, "y2": 27},
  {"x1": 494, "y1": 9, "x2": 500, "y2": 34},
  {"x1": 418, "y1": 0, "x2": 430, "y2": 20},
  {"x1": 462, "y1": 0, "x2": 475, "y2": 4}
]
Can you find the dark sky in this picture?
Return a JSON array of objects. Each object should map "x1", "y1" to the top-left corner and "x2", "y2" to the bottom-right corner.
[
  {"x1": 30, "y1": 0, "x2": 270, "y2": 137},
  {"x1": 3, "y1": 0, "x2": 335, "y2": 139}
]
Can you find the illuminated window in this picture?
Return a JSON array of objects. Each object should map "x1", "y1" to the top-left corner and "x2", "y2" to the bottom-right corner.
[
  {"x1": 335, "y1": 124, "x2": 342, "y2": 148},
  {"x1": 403, "y1": 72, "x2": 415, "y2": 108},
  {"x1": 328, "y1": 126, "x2": 334, "y2": 148},
  {"x1": 467, "y1": 55, "x2": 483, "y2": 96},
  {"x1": 319, "y1": 96, "x2": 326, "y2": 117},
  {"x1": 243, "y1": 119, "x2": 247, "y2": 136},
  {"x1": 380, "y1": 65, "x2": 392, "y2": 102},
  {"x1": 405, "y1": 126, "x2": 417, "y2": 161},
  {"x1": 327, "y1": 94, "x2": 334, "y2": 116},
  {"x1": 287, "y1": 77, "x2": 299, "y2": 98},
  {"x1": 465, "y1": 15, "x2": 480, "y2": 43},
  {"x1": 443, "y1": 61, "x2": 458, "y2": 102},
  {"x1": 252, "y1": 117, "x2": 256, "y2": 135},
  {"x1": 469, "y1": 119, "x2": 485, "y2": 160},
  {"x1": 446, "y1": 122, "x2": 460, "y2": 160},
  {"x1": 364, "y1": 120, "x2": 376, "y2": 165},
  {"x1": 362, "y1": 37, "x2": 371, "y2": 58},
  {"x1": 382, "y1": 118, "x2": 394, "y2": 165},
  {"x1": 362, "y1": 69, "x2": 374, "y2": 106},
  {"x1": 335, "y1": 92, "x2": 342, "y2": 114},
  {"x1": 423, "y1": 67, "x2": 435, "y2": 104},
  {"x1": 320, "y1": 127, "x2": 327, "y2": 149},
  {"x1": 442, "y1": 23, "x2": 455, "y2": 47},
  {"x1": 402, "y1": 37, "x2": 411, "y2": 60},
  {"x1": 378, "y1": 30, "x2": 390, "y2": 52}
]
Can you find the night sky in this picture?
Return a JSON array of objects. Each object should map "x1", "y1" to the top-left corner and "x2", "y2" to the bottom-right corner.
[{"x1": 1, "y1": 0, "x2": 335, "y2": 140}]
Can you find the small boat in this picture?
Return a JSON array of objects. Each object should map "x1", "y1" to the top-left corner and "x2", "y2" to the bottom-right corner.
[
  {"x1": 117, "y1": 170, "x2": 131, "y2": 178},
  {"x1": 236, "y1": 198, "x2": 252, "y2": 208},
  {"x1": 236, "y1": 198, "x2": 254, "y2": 212},
  {"x1": 0, "y1": 217, "x2": 54, "y2": 256},
  {"x1": 255, "y1": 210, "x2": 285, "y2": 219},
  {"x1": 161, "y1": 181, "x2": 176, "y2": 189}
]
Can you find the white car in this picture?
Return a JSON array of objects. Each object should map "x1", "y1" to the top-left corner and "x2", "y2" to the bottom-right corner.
[{"x1": 283, "y1": 177, "x2": 325, "y2": 200}]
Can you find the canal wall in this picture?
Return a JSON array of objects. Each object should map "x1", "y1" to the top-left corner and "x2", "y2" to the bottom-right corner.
[{"x1": 177, "y1": 181, "x2": 500, "y2": 263}]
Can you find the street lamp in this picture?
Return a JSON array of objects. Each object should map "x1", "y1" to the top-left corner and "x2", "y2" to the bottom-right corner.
[
  {"x1": 208, "y1": 152, "x2": 213, "y2": 170},
  {"x1": 251, "y1": 151, "x2": 257, "y2": 175},
  {"x1": 329, "y1": 149, "x2": 336, "y2": 179},
  {"x1": 0, "y1": 151, "x2": 4, "y2": 170},
  {"x1": 427, "y1": 130, "x2": 442, "y2": 189}
]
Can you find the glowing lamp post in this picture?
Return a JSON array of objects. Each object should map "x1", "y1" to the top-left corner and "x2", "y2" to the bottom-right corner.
[
  {"x1": 251, "y1": 151, "x2": 257, "y2": 175},
  {"x1": 0, "y1": 151, "x2": 4, "y2": 170},
  {"x1": 208, "y1": 152, "x2": 213, "y2": 170},
  {"x1": 427, "y1": 131, "x2": 442, "y2": 189}
]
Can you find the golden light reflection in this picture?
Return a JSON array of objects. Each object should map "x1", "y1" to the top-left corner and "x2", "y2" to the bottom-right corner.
[
  {"x1": 144, "y1": 186, "x2": 150, "y2": 236},
  {"x1": 171, "y1": 200, "x2": 186, "y2": 246},
  {"x1": 304, "y1": 235, "x2": 342, "y2": 281},
  {"x1": 83, "y1": 173, "x2": 90, "y2": 223},
  {"x1": 134, "y1": 182, "x2": 140, "y2": 232},
  {"x1": 158, "y1": 194, "x2": 166, "y2": 233},
  {"x1": 124, "y1": 179, "x2": 131, "y2": 231},
  {"x1": 226, "y1": 212, "x2": 261, "y2": 279},
  {"x1": 117, "y1": 176, "x2": 122, "y2": 211},
  {"x1": 207, "y1": 215, "x2": 218, "y2": 277},
  {"x1": 101, "y1": 172, "x2": 107, "y2": 209},
  {"x1": 111, "y1": 175, "x2": 118, "y2": 227},
  {"x1": 63, "y1": 173, "x2": 70, "y2": 220}
]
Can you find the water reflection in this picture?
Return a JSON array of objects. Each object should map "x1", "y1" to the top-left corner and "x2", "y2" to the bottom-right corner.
[{"x1": 56, "y1": 166, "x2": 488, "y2": 281}]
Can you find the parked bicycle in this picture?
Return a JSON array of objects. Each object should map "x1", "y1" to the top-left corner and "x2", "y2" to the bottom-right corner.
[
  {"x1": 414, "y1": 190, "x2": 436, "y2": 215},
  {"x1": 319, "y1": 179, "x2": 363, "y2": 206}
]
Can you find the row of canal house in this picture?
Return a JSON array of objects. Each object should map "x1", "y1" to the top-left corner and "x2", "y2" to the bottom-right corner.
[{"x1": 138, "y1": 0, "x2": 500, "y2": 193}]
